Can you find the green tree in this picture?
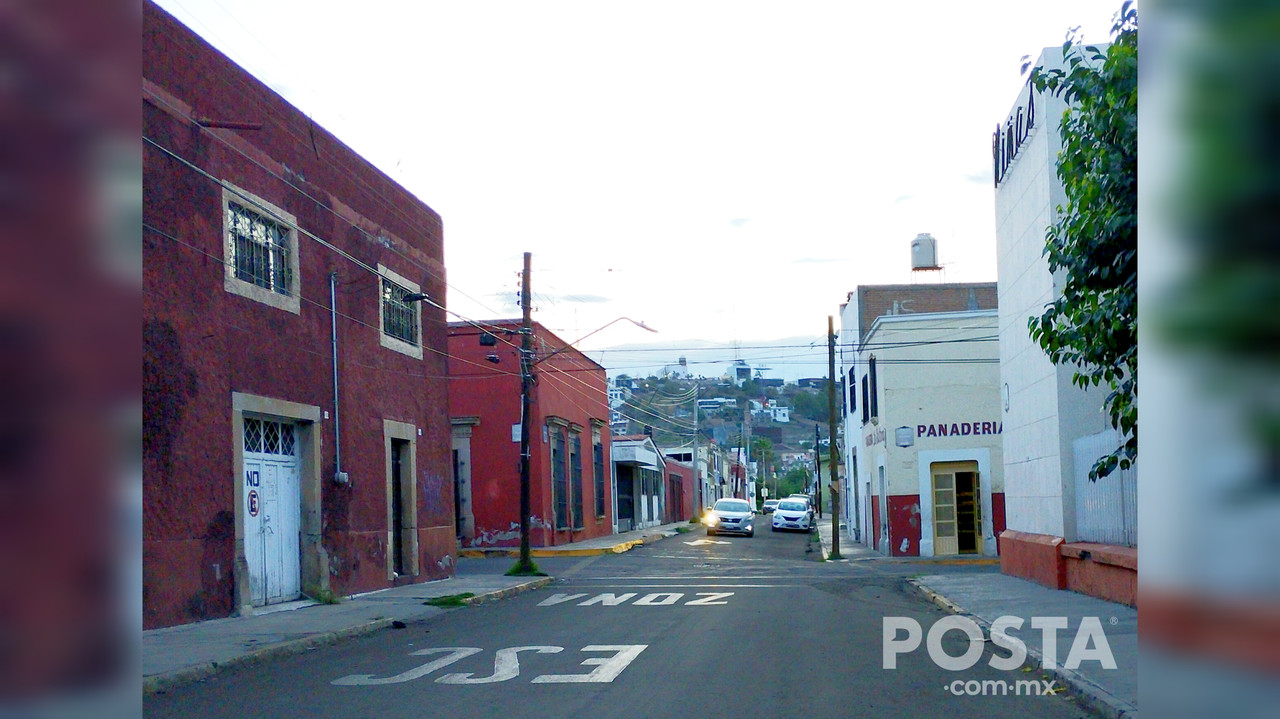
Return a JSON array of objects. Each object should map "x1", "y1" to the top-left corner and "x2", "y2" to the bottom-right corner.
[
  {"x1": 790, "y1": 388, "x2": 827, "y2": 423},
  {"x1": 1026, "y1": 1, "x2": 1137, "y2": 480},
  {"x1": 751, "y1": 436, "x2": 774, "y2": 486},
  {"x1": 777, "y1": 465, "x2": 810, "y2": 497}
]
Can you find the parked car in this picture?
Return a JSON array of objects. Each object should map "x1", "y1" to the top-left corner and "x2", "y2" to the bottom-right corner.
[
  {"x1": 705, "y1": 498, "x2": 755, "y2": 537},
  {"x1": 772, "y1": 498, "x2": 813, "y2": 532},
  {"x1": 786, "y1": 493, "x2": 814, "y2": 512},
  {"x1": 762, "y1": 499, "x2": 780, "y2": 514}
]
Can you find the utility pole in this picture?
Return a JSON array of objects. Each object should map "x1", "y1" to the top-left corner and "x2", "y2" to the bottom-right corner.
[
  {"x1": 691, "y1": 382, "x2": 700, "y2": 519},
  {"x1": 814, "y1": 424, "x2": 822, "y2": 519},
  {"x1": 512, "y1": 252, "x2": 536, "y2": 574},
  {"x1": 826, "y1": 316, "x2": 842, "y2": 559}
]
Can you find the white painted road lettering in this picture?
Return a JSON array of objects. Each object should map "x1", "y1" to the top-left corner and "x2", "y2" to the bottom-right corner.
[
  {"x1": 632, "y1": 593, "x2": 682, "y2": 606},
  {"x1": 537, "y1": 592, "x2": 735, "y2": 607},
  {"x1": 532, "y1": 645, "x2": 649, "y2": 684},
  {"x1": 537, "y1": 593, "x2": 588, "y2": 606},
  {"x1": 577, "y1": 593, "x2": 636, "y2": 606},
  {"x1": 436, "y1": 646, "x2": 562, "y2": 684},
  {"x1": 333, "y1": 647, "x2": 482, "y2": 686},
  {"x1": 332, "y1": 645, "x2": 647, "y2": 687}
]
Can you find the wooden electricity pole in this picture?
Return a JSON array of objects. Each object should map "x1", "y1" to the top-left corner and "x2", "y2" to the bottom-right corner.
[
  {"x1": 826, "y1": 315, "x2": 841, "y2": 559},
  {"x1": 514, "y1": 251, "x2": 536, "y2": 574}
]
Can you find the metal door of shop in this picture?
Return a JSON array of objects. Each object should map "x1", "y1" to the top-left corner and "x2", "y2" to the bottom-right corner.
[{"x1": 243, "y1": 418, "x2": 301, "y2": 606}]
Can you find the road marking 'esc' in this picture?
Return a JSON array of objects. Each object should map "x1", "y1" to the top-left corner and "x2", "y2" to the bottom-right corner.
[{"x1": 332, "y1": 645, "x2": 647, "y2": 687}]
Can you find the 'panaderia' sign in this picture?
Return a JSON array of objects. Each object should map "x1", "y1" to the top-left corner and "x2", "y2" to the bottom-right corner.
[{"x1": 917, "y1": 422, "x2": 1002, "y2": 438}]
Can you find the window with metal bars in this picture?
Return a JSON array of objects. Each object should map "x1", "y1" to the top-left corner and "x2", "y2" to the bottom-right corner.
[
  {"x1": 552, "y1": 429, "x2": 569, "y2": 530},
  {"x1": 381, "y1": 278, "x2": 420, "y2": 346},
  {"x1": 228, "y1": 201, "x2": 293, "y2": 296},
  {"x1": 570, "y1": 433, "x2": 583, "y2": 530},
  {"x1": 594, "y1": 438, "x2": 606, "y2": 518},
  {"x1": 244, "y1": 417, "x2": 295, "y2": 455}
]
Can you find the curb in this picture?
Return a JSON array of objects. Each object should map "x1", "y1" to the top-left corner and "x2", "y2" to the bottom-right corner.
[
  {"x1": 142, "y1": 618, "x2": 393, "y2": 695},
  {"x1": 464, "y1": 576, "x2": 553, "y2": 605},
  {"x1": 143, "y1": 577, "x2": 553, "y2": 696},
  {"x1": 457, "y1": 530, "x2": 681, "y2": 559},
  {"x1": 908, "y1": 579, "x2": 1138, "y2": 719}
]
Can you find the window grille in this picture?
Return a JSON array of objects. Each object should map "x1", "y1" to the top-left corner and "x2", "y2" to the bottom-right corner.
[
  {"x1": 228, "y1": 201, "x2": 292, "y2": 296},
  {"x1": 381, "y1": 278, "x2": 420, "y2": 346},
  {"x1": 594, "y1": 440, "x2": 606, "y2": 518},
  {"x1": 243, "y1": 418, "x2": 296, "y2": 455},
  {"x1": 552, "y1": 430, "x2": 568, "y2": 530},
  {"x1": 570, "y1": 434, "x2": 583, "y2": 530}
]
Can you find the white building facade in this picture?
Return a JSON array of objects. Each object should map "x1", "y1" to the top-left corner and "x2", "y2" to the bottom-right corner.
[
  {"x1": 993, "y1": 46, "x2": 1135, "y2": 599},
  {"x1": 839, "y1": 282, "x2": 1001, "y2": 549},
  {"x1": 847, "y1": 311, "x2": 1005, "y2": 557}
]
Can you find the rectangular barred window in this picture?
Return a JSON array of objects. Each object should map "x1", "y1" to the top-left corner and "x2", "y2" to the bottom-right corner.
[
  {"x1": 377, "y1": 263, "x2": 424, "y2": 359},
  {"x1": 552, "y1": 429, "x2": 568, "y2": 530},
  {"x1": 381, "y1": 278, "x2": 419, "y2": 346},
  {"x1": 570, "y1": 433, "x2": 584, "y2": 530},
  {"x1": 228, "y1": 201, "x2": 293, "y2": 296},
  {"x1": 594, "y1": 436, "x2": 606, "y2": 518},
  {"x1": 222, "y1": 184, "x2": 300, "y2": 314}
]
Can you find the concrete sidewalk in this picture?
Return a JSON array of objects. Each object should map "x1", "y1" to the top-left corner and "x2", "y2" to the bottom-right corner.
[
  {"x1": 813, "y1": 521, "x2": 1137, "y2": 717},
  {"x1": 144, "y1": 522, "x2": 691, "y2": 694},
  {"x1": 814, "y1": 519, "x2": 1000, "y2": 565}
]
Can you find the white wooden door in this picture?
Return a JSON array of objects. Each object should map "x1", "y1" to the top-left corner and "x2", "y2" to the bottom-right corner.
[{"x1": 243, "y1": 418, "x2": 301, "y2": 606}]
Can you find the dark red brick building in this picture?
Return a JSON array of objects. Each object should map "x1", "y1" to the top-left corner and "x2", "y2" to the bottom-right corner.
[
  {"x1": 448, "y1": 321, "x2": 614, "y2": 548},
  {"x1": 143, "y1": 1, "x2": 454, "y2": 629}
]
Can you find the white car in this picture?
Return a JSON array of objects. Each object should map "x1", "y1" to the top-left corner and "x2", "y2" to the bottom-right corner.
[
  {"x1": 771, "y1": 498, "x2": 813, "y2": 532},
  {"x1": 705, "y1": 498, "x2": 755, "y2": 537}
]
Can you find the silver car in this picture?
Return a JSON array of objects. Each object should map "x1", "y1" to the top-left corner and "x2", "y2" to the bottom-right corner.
[{"x1": 705, "y1": 498, "x2": 755, "y2": 537}]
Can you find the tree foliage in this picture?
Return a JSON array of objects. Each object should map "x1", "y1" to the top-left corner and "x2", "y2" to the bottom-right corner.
[
  {"x1": 789, "y1": 388, "x2": 828, "y2": 423},
  {"x1": 1027, "y1": 1, "x2": 1137, "y2": 480}
]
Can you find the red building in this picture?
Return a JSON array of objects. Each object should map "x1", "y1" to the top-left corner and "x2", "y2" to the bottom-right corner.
[
  {"x1": 662, "y1": 457, "x2": 696, "y2": 524},
  {"x1": 448, "y1": 321, "x2": 613, "y2": 547},
  {"x1": 143, "y1": 1, "x2": 455, "y2": 629}
]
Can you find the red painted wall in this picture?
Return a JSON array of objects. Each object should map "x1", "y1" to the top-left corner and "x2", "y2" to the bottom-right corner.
[
  {"x1": 1061, "y1": 543, "x2": 1137, "y2": 606},
  {"x1": 999, "y1": 530, "x2": 1067, "y2": 589},
  {"x1": 663, "y1": 460, "x2": 695, "y2": 523},
  {"x1": 991, "y1": 492, "x2": 1006, "y2": 554},
  {"x1": 870, "y1": 495, "x2": 881, "y2": 551},
  {"x1": 888, "y1": 494, "x2": 922, "y2": 556},
  {"x1": 448, "y1": 321, "x2": 613, "y2": 547},
  {"x1": 143, "y1": 1, "x2": 453, "y2": 629},
  {"x1": 1001, "y1": 530, "x2": 1136, "y2": 607}
]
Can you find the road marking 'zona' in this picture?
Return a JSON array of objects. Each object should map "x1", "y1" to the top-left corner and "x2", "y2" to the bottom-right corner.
[{"x1": 538, "y1": 592, "x2": 733, "y2": 607}]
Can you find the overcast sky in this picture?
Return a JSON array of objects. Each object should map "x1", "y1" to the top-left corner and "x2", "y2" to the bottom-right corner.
[{"x1": 155, "y1": 0, "x2": 1125, "y2": 373}]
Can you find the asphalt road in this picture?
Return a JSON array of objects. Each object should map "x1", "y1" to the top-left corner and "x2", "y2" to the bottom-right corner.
[{"x1": 146, "y1": 522, "x2": 1098, "y2": 718}]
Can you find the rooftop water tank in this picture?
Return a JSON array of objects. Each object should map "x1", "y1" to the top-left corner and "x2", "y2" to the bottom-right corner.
[{"x1": 911, "y1": 233, "x2": 939, "y2": 270}]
